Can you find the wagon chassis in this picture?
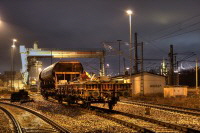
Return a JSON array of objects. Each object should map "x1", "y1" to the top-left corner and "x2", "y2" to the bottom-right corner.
[{"x1": 41, "y1": 83, "x2": 130, "y2": 110}]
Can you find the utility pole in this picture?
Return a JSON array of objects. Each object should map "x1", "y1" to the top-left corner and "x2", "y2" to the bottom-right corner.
[
  {"x1": 196, "y1": 57, "x2": 198, "y2": 92},
  {"x1": 140, "y1": 42, "x2": 144, "y2": 96},
  {"x1": 117, "y1": 40, "x2": 122, "y2": 75},
  {"x1": 51, "y1": 49, "x2": 53, "y2": 65},
  {"x1": 134, "y1": 33, "x2": 138, "y2": 73},
  {"x1": 177, "y1": 61, "x2": 179, "y2": 85},
  {"x1": 174, "y1": 55, "x2": 178, "y2": 85},
  {"x1": 123, "y1": 57, "x2": 126, "y2": 74},
  {"x1": 169, "y1": 45, "x2": 174, "y2": 85},
  {"x1": 10, "y1": 49, "x2": 13, "y2": 91},
  {"x1": 133, "y1": 40, "x2": 144, "y2": 95}
]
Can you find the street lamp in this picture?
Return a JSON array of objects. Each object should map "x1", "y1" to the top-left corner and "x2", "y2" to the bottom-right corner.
[
  {"x1": 106, "y1": 64, "x2": 110, "y2": 76},
  {"x1": 126, "y1": 67, "x2": 130, "y2": 73},
  {"x1": 126, "y1": 10, "x2": 133, "y2": 74},
  {"x1": 11, "y1": 38, "x2": 17, "y2": 91},
  {"x1": 126, "y1": 9, "x2": 133, "y2": 96}
]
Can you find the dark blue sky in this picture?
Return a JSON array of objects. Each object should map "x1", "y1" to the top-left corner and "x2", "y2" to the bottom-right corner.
[{"x1": 0, "y1": 0, "x2": 200, "y2": 75}]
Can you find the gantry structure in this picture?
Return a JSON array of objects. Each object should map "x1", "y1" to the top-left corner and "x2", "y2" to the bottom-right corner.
[{"x1": 20, "y1": 42, "x2": 105, "y2": 84}]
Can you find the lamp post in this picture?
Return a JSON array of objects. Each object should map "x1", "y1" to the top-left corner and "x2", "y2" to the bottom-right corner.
[
  {"x1": 11, "y1": 38, "x2": 17, "y2": 91},
  {"x1": 106, "y1": 63, "x2": 110, "y2": 76},
  {"x1": 126, "y1": 9, "x2": 133, "y2": 96}
]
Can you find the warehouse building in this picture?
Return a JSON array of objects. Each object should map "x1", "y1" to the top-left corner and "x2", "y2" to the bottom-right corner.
[{"x1": 113, "y1": 72, "x2": 166, "y2": 96}]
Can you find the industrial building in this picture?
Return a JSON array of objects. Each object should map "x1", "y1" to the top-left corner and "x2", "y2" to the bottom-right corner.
[
  {"x1": 113, "y1": 72, "x2": 166, "y2": 96},
  {"x1": 0, "y1": 71, "x2": 24, "y2": 91}
]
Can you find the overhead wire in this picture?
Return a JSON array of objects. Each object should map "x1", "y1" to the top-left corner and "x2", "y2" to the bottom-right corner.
[
  {"x1": 152, "y1": 21, "x2": 200, "y2": 41},
  {"x1": 137, "y1": 34, "x2": 168, "y2": 54},
  {"x1": 158, "y1": 28, "x2": 200, "y2": 40},
  {"x1": 151, "y1": 13, "x2": 200, "y2": 36}
]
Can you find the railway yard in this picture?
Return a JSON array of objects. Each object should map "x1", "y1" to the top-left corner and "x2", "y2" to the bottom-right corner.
[
  {"x1": 0, "y1": 93, "x2": 200, "y2": 133},
  {"x1": 1, "y1": 1, "x2": 200, "y2": 133}
]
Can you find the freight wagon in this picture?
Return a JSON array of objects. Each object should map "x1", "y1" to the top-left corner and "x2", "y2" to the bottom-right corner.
[{"x1": 40, "y1": 61, "x2": 130, "y2": 110}]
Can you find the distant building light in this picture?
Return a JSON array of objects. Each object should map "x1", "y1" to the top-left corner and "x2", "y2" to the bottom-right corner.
[
  {"x1": 174, "y1": 70, "x2": 178, "y2": 73},
  {"x1": 13, "y1": 39, "x2": 17, "y2": 42},
  {"x1": 38, "y1": 68, "x2": 42, "y2": 72}
]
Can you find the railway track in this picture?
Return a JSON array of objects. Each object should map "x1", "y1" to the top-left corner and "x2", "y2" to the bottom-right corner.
[
  {"x1": 0, "y1": 105, "x2": 23, "y2": 133},
  {"x1": 0, "y1": 101, "x2": 71, "y2": 133},
  {"x1": 3, "y1": 97, "x2": 198, "y2": 132},
  {"x1": 45, "y1": 97, "x2": 199, "y2": 132},
  {"x1": 89, "y1": 105, "x2": 199, "y2": 133},
  {"x1": 46, "y1": 99, "x2": 153, "y2": 132},
  {"x1": 120, "y1": 100, "x2": 200, "y2": 116},
  {"x1": 89, "y1": 108, "x2": 155, "y2": 133}
]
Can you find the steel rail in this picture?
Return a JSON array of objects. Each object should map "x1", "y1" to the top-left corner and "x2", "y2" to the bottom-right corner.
[
  {"x1": 0, "y1": 105, "x2": 23, "y2": 133},
  {"x1": 91, "y1": 106, "x2": 199, "y2": 133},
  {"x1": 48, "y1": 100, "x2": 154, "y2": 133},
  {"x1": 120, "y1": 100, "x2": 200, "y2": 116},
  {"x1": 0, "y1": 98, "x2": 10, "y2": 101},
  {"x1": 0, "y1": 102, "x2": 71, "y2": 133},
  {"x1": 94, "y1": 111, "x2": 154, "y2": 133}
]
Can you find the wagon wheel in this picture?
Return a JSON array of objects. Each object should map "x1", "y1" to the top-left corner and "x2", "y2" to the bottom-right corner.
[
  {"x1": 58, "y1": 96, "x2": 63, "y2": 104},
  {"x1": 86, "y1": 102, "x2": 91, "y2": 109},
  {"x1": 44, "y1": 94, "x2": 49, "y2": 100},
  {"x1": 67, "y1": 100, "x2": 71, "y2": 105},
  {"x1": 108, "y1": 102, "x2": 113, "y2": 110},
  {"x1": 82, "y1": 101, "x2": 87, "y2": 108},
  {"x1": 81, "y1": 101, "x2": 89, "y2": 108}
]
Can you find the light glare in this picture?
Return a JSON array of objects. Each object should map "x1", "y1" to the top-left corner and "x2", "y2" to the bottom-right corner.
[
  {"x1": 126, "y1": 10, "x2": 133, "y2": 15},
  {"x1": 13, "y1": 39, "x2": 17, "y2": 42},
  {"x1": 11, "y1": 44, "x2": 15, "y2": 48}
]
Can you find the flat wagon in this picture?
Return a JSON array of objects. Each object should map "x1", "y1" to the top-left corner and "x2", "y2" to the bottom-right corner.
[{"x1": 40, "y1": 61, "x2": 130, "y2": 109}]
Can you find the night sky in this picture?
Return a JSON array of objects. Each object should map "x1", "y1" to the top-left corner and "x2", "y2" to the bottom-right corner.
[{"x1": 0, "y1": 0, "x2": 200, "y2": 75}]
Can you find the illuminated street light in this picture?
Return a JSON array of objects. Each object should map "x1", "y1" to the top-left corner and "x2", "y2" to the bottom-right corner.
[
  {"x1": 13, "y1": 38, "x2": 17, "y2": 42},
  {"x1": 126, "y1": 9, "x2": 133, "y2": 74},
  {"x1": 106, "y1": 64, "x2": 110, "y2": 76},
  {"x1": 126, "y1": 9, "x2": 133, "y2": 95},
  {"x1": 126, "y1": 10, "x2": 133, "y2": 15},
  {"x1": 11, "y1": 38, "x2": 17, "y2": 91},
  {"x1": 12, "y1": 39, "x2": 17, "y2": 48}
]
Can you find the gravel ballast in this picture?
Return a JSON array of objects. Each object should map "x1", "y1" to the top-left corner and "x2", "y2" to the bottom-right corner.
[
  {"x1": 94, "y1": 101, "x2": 200, "y2": 130},
  {"x1": 0, "y1": 109, "x2": 13, "y2": 133},
  {"x1": 8, "y1": 95, "x2": 136, "y2": 133}
]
